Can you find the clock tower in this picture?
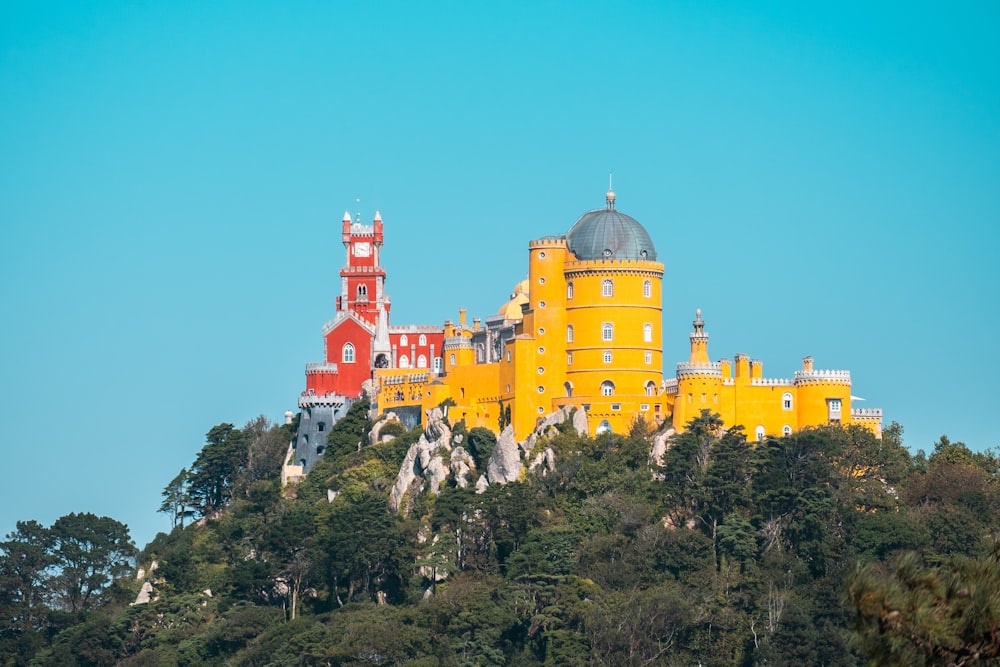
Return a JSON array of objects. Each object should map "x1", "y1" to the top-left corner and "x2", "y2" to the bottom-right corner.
[{"x1": 339, "y1": 209, "x2": 388, "y2": 324}]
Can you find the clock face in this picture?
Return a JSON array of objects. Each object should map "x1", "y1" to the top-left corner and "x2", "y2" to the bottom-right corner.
[{"x1": 354, "y1": 242, "x2": 371, "y2": 257}]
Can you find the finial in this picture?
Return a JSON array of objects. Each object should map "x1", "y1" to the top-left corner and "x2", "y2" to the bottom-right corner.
[
  {"x1": 343, "y1": 210, "x2": 351, "y2": 223},
  {"x1": 355, "y1": 198, "x2": 361, "y2": 224},
  {"x1": 606, "y1": 173, "x2": 616, "y2": 210}
]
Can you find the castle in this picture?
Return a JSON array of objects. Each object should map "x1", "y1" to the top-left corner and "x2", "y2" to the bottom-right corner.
[{"x1": 287, "y1": 187, "x2": 881, "y2": 474}]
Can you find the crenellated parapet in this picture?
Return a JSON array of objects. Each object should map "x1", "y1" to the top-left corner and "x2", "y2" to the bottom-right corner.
[
  {"x1": 851, "y1": 407, "x2": 883, "y2": 419},
  {"x1": 443, "y1": 336, "x2": 474, "y2": 350},
  {"x1": 676, "y1": 361, "x2": 723, "y2": 379},
  {"x1": 528, "y1": 237, "x2": 568, "y2": 249},
  {"x1": 750, "y1": 377, "x2": 794, "y2": 387},
  {"x1": 564, "y1": 258, "x2": 664, "y2": 279},
  {"x1": 306, "y1": 362, "x2": 339, "y2": 374},
  {"x1": 298, "y1": 390, "x2": 348, "y2": 408},
  {"x1": 793, "y1": 369, "x2": 851, "y2": 386}
]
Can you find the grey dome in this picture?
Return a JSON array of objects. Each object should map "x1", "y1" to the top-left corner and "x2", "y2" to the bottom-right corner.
[{"x1": 566, "y1": 194, "x2": 657, "y2": 261}]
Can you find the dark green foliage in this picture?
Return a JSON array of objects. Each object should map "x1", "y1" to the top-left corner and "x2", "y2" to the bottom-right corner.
[{"x1": 11, "y1": 405, "x2": 1000, "y2": 667}]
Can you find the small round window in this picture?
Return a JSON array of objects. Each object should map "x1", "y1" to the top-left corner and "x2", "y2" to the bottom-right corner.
[
  {"x1": 539, "y1": 277, "x2": 546, "y2": 284},
  {"x1": 537, "y1": 367, "x2": 544, "y2": 374},
  {"x1": 539, "y1": 301, "x2": 546, "y2": 308},
  {"x1": 538, "y1": 251, "x2": 546, "y2": 259},
  {"x1": 538, "y1": 328, "x2": 545, "y2": 335},
  {"x1": 537, "y1": 385, "x2": 544, "y2": 393}
]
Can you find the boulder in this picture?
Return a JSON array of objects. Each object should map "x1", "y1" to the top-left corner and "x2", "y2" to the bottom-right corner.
[{"x1": 486, "y1": 425, "x2": 523, "y2": 485}]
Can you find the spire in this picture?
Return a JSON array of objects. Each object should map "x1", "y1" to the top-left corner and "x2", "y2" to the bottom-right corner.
[
  {"x1": 606, "y1": 173, "x2": 616, "y2": 210},
  {"x1": 689, "y1": 308, "x2": 710, "y2": 363},
  {"x1": 343, "y1": 210, "x2": 351, "y2": 223}
]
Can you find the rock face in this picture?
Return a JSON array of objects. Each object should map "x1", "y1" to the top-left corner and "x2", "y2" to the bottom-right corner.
[
  {"x1": 650, "y1": 428, "x2": 675, "y2": 469},
  {"x1": 388, "y1": 406, "x2": 584, "y2": 512},
  {"x1": 389, "y1": 408, "x2": 453, "y2": 513},
  {"x1": 369, "y1": 412, "x2": 404, "y2": 445}
]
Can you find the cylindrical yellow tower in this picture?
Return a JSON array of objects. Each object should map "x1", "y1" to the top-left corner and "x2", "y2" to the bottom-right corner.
[{"x1": 562, "y1": 187, "x2": 664, "y2": 435}]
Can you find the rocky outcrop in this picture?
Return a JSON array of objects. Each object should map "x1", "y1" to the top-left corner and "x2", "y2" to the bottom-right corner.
[
  {"x1": 389, "y1": 408, "x2": 453, "y2": 513},
  {"x1": 650, "y1": 428, "x2": 675, "y2": 470},
  {"x1": 486, "y1": 425, "x2": 523, "y2": 485},
  {"x1": 450, "y1": 445, "x2": 475, "y2": 488},
  {"x1": 369, "y1": 412, "x2": 404, "y2": 445}
]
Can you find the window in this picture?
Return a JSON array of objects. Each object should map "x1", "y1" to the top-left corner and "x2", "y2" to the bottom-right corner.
[
  {"x1": 538, "y1": 346, "x2": 545, "y2": 354},
  {"x1": 566, "y1": 325, "x2": 574, "y2": 343},
  {"x1": 400, "y1": 334, "x2": 408, "y2": 346},
  {"x1": 399, "y1": 354, "x2": 409, "y2": 368},
  {"x1": 829, "y1": 398, "x2": 842, "y2": 412},
  {"x1": 602, "y1": 323, "x2": 613, "y2": 341},
  {"x1": 603, "y1": 350, "x2": 613, "y2": 364},
  {"x1": 564, "y1": 382, "x2": 573, "y2": 397},
  {"x1": 640, "y1": 404, "x2": 649, "y2": 411},
  {"x1": 567, "y1": 282, "x2": 574, "y2": 299},
  {"x1": 596, "y1": 420, "x2": 612, "y2": 435},
  {"x1": 318, "y1": 422, "x2": 325, "y2": 432},
  {"x1": 610, "y1": 403, "x2": 621, "y2": 411},
  {"x1": 755, "y1": 425, "x2": 765, "y2": 441},
  {"x1": 538, "y1": 406, "x2": 545, "y2": 413},
  {"x1": 782, "y1": 392, "x2": 793, "y2": 410},
  {"x1": 782, "y1": 425, "x2": 792, "y2": 436},
  {"x1": 644, "y1": 351, "x2": 652, "y2": 364},
  {"x1": 417, "y1": 354, "x2": 427, "y2": 368},
  {"x1": 643, "y1": 323, "x2": 652, "y2": 343},
  {"x1": 601, "y1": 380, "x2": 615, "y2": 396},
  {"x1": 538, "y1": 251, "x2": 546, "y2": 259},
  {"x1": 643, "y1": 280, "x2": 651, "y2": 298},
  {"x1": 357, "y1": 284, "x2": 367, "y2": 298},
  {"x1": 539, "y1": 277, "x2": 546, "y2": 284},
  {"x1": 449, "y1": 353, "x2": 456, "y2": 366},
  {"x1": 539, "y1": 300, "x2": 546, "y2": 308},
  {"x1": 538, "y1": 327, "x2": 545, "y2": 335},
  {"x1": 433, "y1": 357, "x2": 443, "y2": 373},
  {"x1": 537, "y1": 385, "x2": 544, "y2": 393},
  {"x1": 601, "y1": 279, "x2": 613, "y2": 297},
  {"x1": 506, "y1": 350, "x2": 512, "y2": 362},
  {"x1": 537, "y1": 366, "x2": 544, "y2": 374},
  {"x1": 645, "y1": 381, "x2": 656, "y2": 396},
  {"x1": 419, "y1": 334, "x2": 427, "y2": 346},
  {"x1": 567, "y1": 352, "x2": 573, "y2": 365},
  {"x1": 342, "y1": 343, "x2": 356, "y2": 363}
]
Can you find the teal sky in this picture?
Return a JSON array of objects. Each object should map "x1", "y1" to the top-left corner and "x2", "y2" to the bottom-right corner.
[{"x1": 2, "y1": 1, "x2": 998, "y2": 547}]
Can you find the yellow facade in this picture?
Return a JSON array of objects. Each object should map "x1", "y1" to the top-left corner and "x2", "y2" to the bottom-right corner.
[{"x1": 373, "y1": 189, "x2": 882, "y2": 441}]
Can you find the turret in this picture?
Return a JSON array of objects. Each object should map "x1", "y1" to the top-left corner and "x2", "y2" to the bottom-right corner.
[{"x1": 688, "y1": 309, "x2": 710, "y2": 363}]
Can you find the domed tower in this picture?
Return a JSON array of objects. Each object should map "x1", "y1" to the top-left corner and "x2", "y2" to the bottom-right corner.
[{"x1": 562, "y1": 185, "x2": 664, "y2": 434}]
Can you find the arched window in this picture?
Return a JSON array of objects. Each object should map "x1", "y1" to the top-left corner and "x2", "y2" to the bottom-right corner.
[
  {"x1": 342, "y1": 343, "x2": 355, "y2": 363},
  {"x1": 399, "y1": 354, "x2": 410, "y2": 368},
  {"x1": 566, "y1": 325, "x2": 574, "y2": 343},
  {"x1": 643, "y1": 323, "x2": 652, "y2": 342},
  {"x1": 400, "y1": 334, "x2": 408, "y2": 346},
  {"x1": 644, "y1": 351, "x2": 652, "y2": 364},
  {"x1": 602, "y1": 323, "x2": 613, "y2": 341},
  {"x1": 357, "y1": 284, "x2": 367, "y2": 299},
  {"x1": 567, "y1": 282, "x2": 574, "y2": 299},
  {"x1": 782, "y1": 425, "x2": 792, "y2": 436},
  {"x1": 755, "y1": 425, "x2": 766, "y2": 441},
  {"x1": 419, "y1": 334, "x2": 427, "y2": 346},
  {"x1": 782, "y1": 392, "x2": 793, "y2": 410},
  {"x1": 645, "y1": 381, "x2": 656, "y2": 396},
  {"x1": 601, "y1": 380, "x2": 615, "y2": 396},
  {"x1": 603, "y1": 350, "x2": 613, "y2": 364},
  {"x1": 417, "y1": 354, "x2": 427, "y2": 368},
  {"x1": 643, "y1": 280, "x2": 651, "y2": 298},
  {"x1": 433, "y1": 357, "x2": 443, "y2": 373},
  {"x1": 601, "y1": 279, "x2": 613, "y2": 297},
  {"x1": 318, "y1": 422, "x2": 326, "y2": 432},
  {"x1": 564, "y1": 381, "x2": 573, "y2": 397},
  {"x1": 596, "y1": 420, "x2": 612, "y2": 435},
  {"x1": 450, "y1": 353, "x2": 456, "y2": 366}
]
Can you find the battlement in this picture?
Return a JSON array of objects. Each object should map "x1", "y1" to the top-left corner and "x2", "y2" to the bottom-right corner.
[
  {"x1": 340, "y1": 265, "x2": 386, "y2": 274},
  {"x1": 298, "y1": 390, "x2": 348, "y2": 408},
  {"x1": 389, "y1": 325, "x2": 444, "y2": 334},
  {"x1": 676, "y1": 361, "x2": 723, "y2": 378},
  {"x1": 305, "y1": 362, "x2": 339, "y2": 374},
  {"x1": 851, "y1": 407, "x2": 883, "y2": 419},
  {"x1": 563, "y1": 258, "x2": 664, "y2": 276},
  {"x1": 380, "y1": 372, "x2": 430, "y2": 386},
  {"x1": 750, "y1": 377, "x2": 794, "y2": 387},
  {"x1": 529, "y1": 236, "x2": 567, "y2": 248},
  {"x1": 349, "y1": 222, "x2": 376, "y2": 236},
  {"x1": 794, "y1": 369, "x2": 851, "y2": 385},
  {"x1": 443, "y1": 336, "x2": 474, "y2": 349}
]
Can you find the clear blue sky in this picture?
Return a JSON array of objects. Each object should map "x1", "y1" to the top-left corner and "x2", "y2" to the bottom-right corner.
[{"x1": 2, "y1": 1, "x2": 998, "y2": 547}]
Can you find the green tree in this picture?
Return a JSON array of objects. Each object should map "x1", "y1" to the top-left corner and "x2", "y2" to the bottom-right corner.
[
  {"x1": 158, "y1": 468, "x2": 194, "y2": 530},
  {"x1": 187, "y1": 423, "x2": 247, "y2": 517},
  {"x1": 48, "y1": 512, "x2": 137, "y2": 612},
  {"x1": 0, "y1": 520, "x2": 55, "y2": 662}
]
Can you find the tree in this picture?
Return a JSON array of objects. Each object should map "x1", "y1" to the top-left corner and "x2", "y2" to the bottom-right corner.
[
  {"x1": 158, "y1": 468, "x2": 194, "y2": 530},
  {"x1": 0, "y1": 520, "x2": 55, "y2": 660},
  {"x1": 187, "y1": 423, "x2": 247, "y2": 517},
  {"x1": 48, "y1": 513, "x2": 137, "y2": 612}
]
